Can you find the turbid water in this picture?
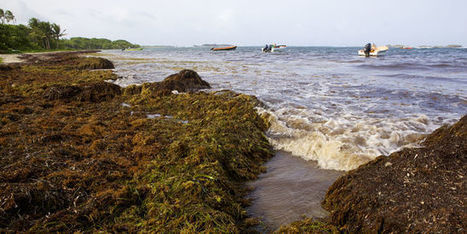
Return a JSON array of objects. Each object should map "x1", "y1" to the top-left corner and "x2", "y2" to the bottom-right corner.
[
  {"x1": 246, "y1": 151, "x2": 342, "y2": 231},
  {"x1": 99, "y1": 46, "x2": 467, "y2": 228}
]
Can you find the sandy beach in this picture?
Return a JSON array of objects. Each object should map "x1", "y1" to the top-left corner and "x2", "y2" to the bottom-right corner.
[{"x1": 0, "y1": 54, "x2": 23, "y2": 64}]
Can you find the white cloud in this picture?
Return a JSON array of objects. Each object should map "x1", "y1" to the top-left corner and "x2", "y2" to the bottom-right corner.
[{"x1": 2, "y1": 0, "x2": 466, "y2": 46}]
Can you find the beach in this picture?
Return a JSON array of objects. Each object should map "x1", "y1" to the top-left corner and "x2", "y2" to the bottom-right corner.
[{"x1": 1, "y1": 49, "x2": 466, "y2": 232}]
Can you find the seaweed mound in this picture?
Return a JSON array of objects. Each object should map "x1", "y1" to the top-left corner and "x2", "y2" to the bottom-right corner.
[
  {"x1": 0, "y1": 64, "x2": 13, "y2": 71},
  {"x1": 322, "y1": 116, "x2": 466, "y2": 233},
  {"x1": 161, "y1": 69, "x2": 211, "y2": 91},
  {"x1": 137, "y1": 69, "x2": 211, "y2": 96},
  {"x1": 75, "y1": 57, "x2": 115, "y2": 70},
  {"x1": 44, "y1": 82, "x2": 121, "y2": 102}
]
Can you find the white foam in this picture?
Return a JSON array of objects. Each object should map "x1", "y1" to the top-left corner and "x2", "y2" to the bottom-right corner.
[{"x1": 257, "y1": 108, "x2": 434, "y2": 171}]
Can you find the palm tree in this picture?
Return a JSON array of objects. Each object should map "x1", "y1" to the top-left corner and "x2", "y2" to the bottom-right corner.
[
  {"x1": 0, "y1": 9, "x2": 5, "y2": 24},
  {"x1": 51, "y1": 23, "x2": 66, "y2": 48},
  {"x1": 5, "y1": 10, "x2": 15, "y2": 24},
  {"x1": 28, "y1": 18, "x2": 51, "y2": 49}
]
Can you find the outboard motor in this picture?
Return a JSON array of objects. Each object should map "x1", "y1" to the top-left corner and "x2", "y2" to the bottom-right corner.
[{"x1": 364, "y1": 43, "x2": 371, "y2": 57}]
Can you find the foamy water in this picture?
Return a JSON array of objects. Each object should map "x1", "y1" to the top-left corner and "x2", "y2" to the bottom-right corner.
[{"x1": 101, "y1": 46, "x2": 467, "y2": 171}]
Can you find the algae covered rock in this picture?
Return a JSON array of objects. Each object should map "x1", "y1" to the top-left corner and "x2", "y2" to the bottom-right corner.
[
  {"x1": 322, "y1": 115, "x2": 467, "y2": 233},
  {"x1": 76, "y1": 57, "x2": 115, "y2": 70},
  {"x1": 161, "y1": 69, "x2": 211, "y2": 91},
  {"x1": 135, "y1": 69, "x2": 211, "y2": 97}
]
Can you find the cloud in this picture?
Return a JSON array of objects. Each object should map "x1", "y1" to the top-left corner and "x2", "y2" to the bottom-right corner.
[{"x1": 2, "y1": 0, "x2": 467, "y2": 46}]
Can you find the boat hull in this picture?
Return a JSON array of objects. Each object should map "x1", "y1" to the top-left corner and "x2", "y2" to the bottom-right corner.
[
  {"x1": 358, "y1": 49, "x2": 387, "y2": 56},
  {"x1": 211, "y1": 46, "x2": 237, "y2": 51}
]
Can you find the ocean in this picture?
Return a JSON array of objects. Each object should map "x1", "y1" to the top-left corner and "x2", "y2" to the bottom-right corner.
[
  {"x1": 103, "y1": 46, "x2": 467, "y2": 171},
  {"x1": 100, "y1": 47, "x2": 466, "y2": 229}
]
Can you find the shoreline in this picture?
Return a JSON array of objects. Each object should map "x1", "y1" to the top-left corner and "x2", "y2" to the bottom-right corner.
[
  {"x1": 1, "y1": 51, "x2": 465, "y2": 232},
  {"x1": 0, "y1": 50, "x2": 101, "y2": 64}
]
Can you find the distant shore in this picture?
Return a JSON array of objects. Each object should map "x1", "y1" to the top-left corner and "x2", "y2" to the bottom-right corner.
[{"x1": 0, "y1": 50, "x2": 101, "y2": 64}]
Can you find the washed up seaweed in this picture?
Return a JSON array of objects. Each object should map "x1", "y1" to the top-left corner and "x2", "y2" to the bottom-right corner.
[
  {"x1": 321, "y1": 116, "x2": 466, "y2": 233},
  {"x1": 0, "y1": 52, "x2": 273, "y2": 232}
]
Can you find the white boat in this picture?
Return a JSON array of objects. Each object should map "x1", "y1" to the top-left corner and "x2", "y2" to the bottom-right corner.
[
  {"x1": 358, "y1": 45, "x2": 388, "y2": 57},
  {"x1": 262, "y1": 44, "x2": 287, "y2": 52},
  {"x1": 271, "y1": 45, "x2": 286, "y2": 52}
]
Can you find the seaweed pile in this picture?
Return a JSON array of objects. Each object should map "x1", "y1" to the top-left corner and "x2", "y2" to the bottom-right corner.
[
  {"x1": 276, "y1": 116, "x2": 466, "y2": 233},
  {"x1": 0, "y1": 52, "x2": 273, "y2": 232},
  {"x1": 321, "y1": 115, "x2": 466, "y2": 232}
]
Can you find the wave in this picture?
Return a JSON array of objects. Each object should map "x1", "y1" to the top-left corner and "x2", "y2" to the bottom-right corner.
[{"x1": 257, "y1": 107, "x2": 434, "y2": 171}]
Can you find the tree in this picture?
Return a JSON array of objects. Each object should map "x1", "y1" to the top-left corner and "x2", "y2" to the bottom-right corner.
[
  {"x1": 5, "y1": 10, "x2": 15, "y2": 24},
  {"x1": 51, "y1": 23, "x2": 66, "y2": 48},
  {"x1": 0, "y1": 9, "x2": 5, "y2": 24},
  {"x1": 28, "y1": 18, "x2": 59, "y2": 49}
]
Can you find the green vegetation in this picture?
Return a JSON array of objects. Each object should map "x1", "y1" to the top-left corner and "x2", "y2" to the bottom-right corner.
[
  {"x1": 0, "y1": 52, "x2": 273, "y2": 232},
  {"x1": 62, "y1": 37, "x2": 139, "y2": 50},
  {"x1": 0, "y1": 9, "x2": 139, "y2": 53},
  {"x1": 275, "y1": 218, "x2": 339, "y2": 233},
  {"x1": 0, "y1": 9, "x2": 15, "y2": 24}
]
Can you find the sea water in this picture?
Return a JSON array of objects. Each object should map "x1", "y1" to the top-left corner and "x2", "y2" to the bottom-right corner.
[
  {"x1": 104, "y1": 46, "x2": 467, "y2": 171},
  {"x1": 100, "y1": 47, "x2": 466, "y2": 228}
]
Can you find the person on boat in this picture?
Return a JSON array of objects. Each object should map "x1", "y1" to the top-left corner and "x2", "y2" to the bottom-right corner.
[
  {"x1": 263, "y1": 44, "x2": 269, "y2": 52},
  {"x1": 364, "y1": 43, "x2": 372, "y2": 57}
]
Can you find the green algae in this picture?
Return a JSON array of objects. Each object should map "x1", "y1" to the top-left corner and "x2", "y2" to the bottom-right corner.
[
  {"x1": 0, "y1": 52, "x2": 274, "y2": 232},
  {"x1": 275, "y1": 218, "x2": 339, "y2": 234}
]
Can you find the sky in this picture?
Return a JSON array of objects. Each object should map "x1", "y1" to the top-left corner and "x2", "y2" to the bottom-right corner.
[{"x1": 2, "y1": 0, "x2": 467, "y2": 46}]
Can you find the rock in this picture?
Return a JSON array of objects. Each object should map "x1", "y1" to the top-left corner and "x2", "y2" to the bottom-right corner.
[
  {"x1": 137, "y1": 69, "x2": 211, "y2": 97},
  {"x1": 161, "y1": 69, "x2": 211, "y2": 92},
  {"x1": 76, "y1": 57, "x2": 115, "y2": 70},
  {"x1": 322, "y1": 115, "x2": 466, "y2": 233}
]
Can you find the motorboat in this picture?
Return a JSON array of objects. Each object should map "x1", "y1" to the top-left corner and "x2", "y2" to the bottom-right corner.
[
  {"x1": 211, "y1": 46, "x2": 237, "y2": 51},
  {"x1": 358, "y1": 45, "x2": 388, "y2": 57},
  {"x1": 262, "y1": 44, "x2": 287, "y2": 52}
]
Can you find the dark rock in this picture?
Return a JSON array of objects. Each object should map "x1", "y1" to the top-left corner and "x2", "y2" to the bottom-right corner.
[
  {"x1": 76, "y1": 57, "x2": 115, "y2": 70},
  {"x1": 161, "y1": 69, "x2": 211, "y2": 92},
  {"x1": 322, "y1": 115, "x2": 466, "y2": 233},
  {"x1": 138, "y1": 69, "x2": 211, "y2": 96}
]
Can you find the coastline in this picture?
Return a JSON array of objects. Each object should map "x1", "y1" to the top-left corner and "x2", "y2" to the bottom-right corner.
[{"x1": 1, "y1": 51, "x2": 465, "y2": 232}]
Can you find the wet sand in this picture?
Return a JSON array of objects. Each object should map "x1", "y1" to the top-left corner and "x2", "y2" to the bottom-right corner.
[{"x1": 247, "y1": 151, "x2": 343, "y2": 232}]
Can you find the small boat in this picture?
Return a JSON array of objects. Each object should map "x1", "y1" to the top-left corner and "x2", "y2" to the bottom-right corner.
[
  {"x1": 124, "y1": 48, "x2": 143, "y2": 51},
  {"x1": 358, "y1": 45, "x2": 388, "y2": 57},
  {"x1": 262, "y1": 44, "x2": 287, "y2": 52},
  {"x1": 272, "y1": 45, "x2": 287, "y2": 52},
  {"x1": 211, "y1": 46, "x2": 237, "y2": 51}
]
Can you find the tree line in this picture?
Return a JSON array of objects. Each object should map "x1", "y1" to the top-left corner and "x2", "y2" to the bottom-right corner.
[{"x1": 0, "y1": 9, "x2": 139, "y2": 53}]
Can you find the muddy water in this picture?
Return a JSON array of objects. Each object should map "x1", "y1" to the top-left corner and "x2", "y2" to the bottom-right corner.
[{"x1": 246, "y1": 151, "x2": 343, "y2": 231}]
